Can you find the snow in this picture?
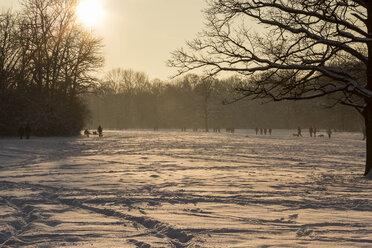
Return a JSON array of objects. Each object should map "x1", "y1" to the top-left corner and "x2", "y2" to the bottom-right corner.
[{"x1": 0, "y1": 129, "x2": 371, "y2": 247}]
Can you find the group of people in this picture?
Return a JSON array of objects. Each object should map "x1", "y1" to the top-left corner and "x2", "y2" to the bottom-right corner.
[
  {"x1": 18, "y1": 124, "x2": 31, "y2": 139},
  {"x1": 299, "y1": 127, "x2": 332, "y2": 138},
  {"x1": 84, "y1": 125, "x2": 103, "y2": 138},
  {"x1": 255, "y1": 128, "x2": 272, "y2": 135},
  {"x1": 308, "y1": 127, "x2": 318, "y2": 137},
  {"x1": 252, "y1": 126, "x2": 332, "y2": 138},
  {"x1": 180, "y1": 127, "x2": 228, "y2": 132}
]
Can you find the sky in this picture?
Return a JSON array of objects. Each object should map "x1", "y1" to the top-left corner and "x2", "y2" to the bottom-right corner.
[{"x1": 0, "y1": 0, "x2": 207, "y2": 81}]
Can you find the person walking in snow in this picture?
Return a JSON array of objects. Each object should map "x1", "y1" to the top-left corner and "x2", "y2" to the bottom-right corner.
[
  {"x1": 18, "y1": 126, "x2": 25, "y2": 139},
  {"x1": 309, "y1": 127, "x2": 313, "y2": 137},
  {"x1": 97, "y1": 125, "x2": 103, "y2": 137},
  {"x1": 84, "y1": 129, "x2": 90, "y2": 137},
  {"x1": 297, "y1": 127, "x2": 302, "y2": 137},
  {"x1": 327, "y1": 128, "x2": 332, "y2": 139}
]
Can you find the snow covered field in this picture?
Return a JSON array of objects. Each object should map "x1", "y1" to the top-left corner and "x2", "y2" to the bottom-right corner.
[{"x1": 0, "y1": 129, "x2": 371, "y2": 247}]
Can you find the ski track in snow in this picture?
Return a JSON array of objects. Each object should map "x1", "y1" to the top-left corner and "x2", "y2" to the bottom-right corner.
[{"x1": 0, "y1": 129, "x2": 371, "y2": 247}]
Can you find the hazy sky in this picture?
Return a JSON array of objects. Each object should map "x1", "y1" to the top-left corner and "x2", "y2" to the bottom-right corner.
[{"x1": 0, "y1": 0, "x2": 207, "y2": 81}]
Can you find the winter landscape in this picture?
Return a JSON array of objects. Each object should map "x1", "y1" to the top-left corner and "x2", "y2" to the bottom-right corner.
[
  {"x1": 1, "y1": 129, "x2": 371, "y2": 248},
  {"x1": 2, "y1": 0, "x2": 372, "y2": 247}
]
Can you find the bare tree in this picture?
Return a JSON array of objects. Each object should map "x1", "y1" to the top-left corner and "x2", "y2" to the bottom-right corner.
[
  {"x1": 18, "y1": 0, "x2": 103, "y2": 97},
  {"x1": 169, "y1": 0, "x2": 372, "y2": 176},
  {"x1": 0, "y1": 12, "x2": 20, "y2": 92},
  {"x1": 195, "y1": 76, "x2": 216, "y2": 132},
  {"x1": 0, "y1": 0, "x2": 103, "y2": 136},
  {"x1": 100, "y1": 68, "x2": 150, "y2": 128}
]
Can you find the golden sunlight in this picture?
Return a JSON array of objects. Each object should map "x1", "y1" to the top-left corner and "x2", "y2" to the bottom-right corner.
[{"x1": 76, "y1": 0, "x2": 104, "y2": 27}]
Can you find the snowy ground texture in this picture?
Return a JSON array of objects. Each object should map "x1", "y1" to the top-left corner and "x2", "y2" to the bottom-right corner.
[{"x1": 0, "y1": 129, "x2": 371, "y2": 248}]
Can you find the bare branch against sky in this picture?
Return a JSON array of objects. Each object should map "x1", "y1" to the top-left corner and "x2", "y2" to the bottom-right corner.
[{"x1": 0, "y1": 0, "x2": 207, "y2": 80}]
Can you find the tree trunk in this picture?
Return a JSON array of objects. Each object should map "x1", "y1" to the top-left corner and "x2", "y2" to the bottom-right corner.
[
  {"x1": 204, "y1": 98, "x2": 209, "y2": 132},
  {"x1": 204, "y1": 109, "x2": 209, "y2": 132},
  {"x1": 364, "y1": 102, "x2": 372, "y2": 176},
  {"x1": 365, "y1": 2, "x2": 372, "y2": 177}
]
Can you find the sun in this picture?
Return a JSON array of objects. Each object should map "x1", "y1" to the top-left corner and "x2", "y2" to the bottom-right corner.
[{"x1": 76, "y1": 0, "x2": 104, "y2": 27}]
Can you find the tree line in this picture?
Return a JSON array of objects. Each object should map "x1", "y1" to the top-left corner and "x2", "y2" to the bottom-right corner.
[
  {"x1": 0, "y1": 0, "x2": 103, "y2": 136},
  {"x1": 87, "y1": 69, "x2": 361, "y2": 132}
]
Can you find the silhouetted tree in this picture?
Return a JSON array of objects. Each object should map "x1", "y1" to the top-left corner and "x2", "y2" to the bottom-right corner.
[
  {"x1": 194, "y1": 76, "x2": 216, "y2": 132},
  {"x1": 169, "y1": 0, "x2": 372, "y2": 176},
  {"x1": 0, "y1": 0, "x2": 103, "y2": 136}
]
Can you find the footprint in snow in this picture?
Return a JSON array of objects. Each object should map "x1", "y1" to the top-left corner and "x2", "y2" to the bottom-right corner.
[
  {"x1": 289, "y1": 214, "x2": 298, "y2": 220},
  {"x1": 296, "y1": 227, "x2": 314, "y2": 237}
]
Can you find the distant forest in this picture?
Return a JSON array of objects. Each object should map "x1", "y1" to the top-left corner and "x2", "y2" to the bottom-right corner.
[{"x1": 87, "y1": 69, "x2": 362, "y2": 132}]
